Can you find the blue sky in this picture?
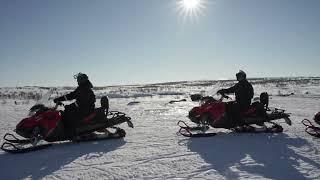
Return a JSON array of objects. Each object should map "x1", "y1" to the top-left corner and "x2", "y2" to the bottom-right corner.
[{"x1": 1, "y1": 0, "x2": 320, "y2": 87}]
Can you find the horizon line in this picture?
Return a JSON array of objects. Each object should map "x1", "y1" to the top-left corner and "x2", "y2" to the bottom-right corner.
[{"x1": 1, "y1": 76, "x2": 319, "y2": 88}]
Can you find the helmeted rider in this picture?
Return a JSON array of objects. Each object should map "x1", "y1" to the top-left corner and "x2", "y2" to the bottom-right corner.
[
  {"x1": 217, "y1": 70, "x2": 254, "y2": 111},
  {"x1": 217, "y1": 70, "x2": 254, "y2": 126},
  {"x1": 54, "y1": 73, "x2": 96, "y2": 139}
]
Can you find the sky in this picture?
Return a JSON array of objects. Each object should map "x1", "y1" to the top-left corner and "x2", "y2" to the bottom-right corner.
[{"x1": 1, "y1": 0, "x2": 320, "y2": 87}]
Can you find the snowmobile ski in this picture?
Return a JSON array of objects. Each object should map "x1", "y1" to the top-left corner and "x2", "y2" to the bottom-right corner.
[
  {"x1": 302, "y1": 119, "x2": 320, "y2": 138},
  {"x1": 1, "y1": 142, "x2": 52, "y2": 154},
  {"x1": 1, "y1": 128, "x2": 126, "y2": 154},
  {"x1": 177, "y1": 120, "x2": 216, "y2": 137},
  {"x1": 177, "y1": 120, "x2": 210, "y2": 131},
  {"x1": 178, "y1": 129, "x2": 217, "y2": 137},
  {"x1": 3, "y1": 133, "x2": 32, "y2": 144}
]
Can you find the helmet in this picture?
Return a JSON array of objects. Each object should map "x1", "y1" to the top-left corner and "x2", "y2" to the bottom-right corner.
[
  {"x1": 314, "y1": 112, "x2": 320, "y2": 124},
  {"x1": 236, "y1": 70, "x2": 246, "y2": 81},
  {"x1": 74, "y1": 73, "x2": 89, "y2": 85},
  {"x1": 100, "y1": 96, "x2": 109, "y2": 109}
]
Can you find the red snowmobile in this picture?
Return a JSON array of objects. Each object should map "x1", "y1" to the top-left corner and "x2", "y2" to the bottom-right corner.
[
  {"x1": 1, "y1": 93, "x2": 133, "y2": 153},
  {"x1": 178, "y1": 92, "x2": 292, "y2": 137}
]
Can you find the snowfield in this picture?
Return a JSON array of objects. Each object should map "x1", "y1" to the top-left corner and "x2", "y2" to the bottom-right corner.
[{"x1": 1, "y1": 77, "x2": 320, "y2": 180}]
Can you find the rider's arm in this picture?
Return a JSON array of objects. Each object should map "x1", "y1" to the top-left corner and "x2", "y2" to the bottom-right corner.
[
  {"x1": 223, "y1": 84, "x2": 237, "y2": 94},
  {"x1": 54, "y1": 88, "x2": 78, "y2": 102},
  {"x1": 63, "y1": 88, "x2": 78, "y2": 101}
]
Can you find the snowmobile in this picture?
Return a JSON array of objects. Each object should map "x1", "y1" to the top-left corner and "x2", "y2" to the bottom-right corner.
[
  {"x1": 1, "y1": 91, "x2": 133, "y2": 153},
  {"x1": 178, "y1": 92, "x2": 292, "y2": 137}
]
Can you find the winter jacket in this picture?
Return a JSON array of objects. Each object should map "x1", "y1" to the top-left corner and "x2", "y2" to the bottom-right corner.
[
  {"x1": 55, "y1": 81, "x2": 96, "y2": 115},
  {"x1": 221, "y1": 80, "x2": 254, "y2": 111}
]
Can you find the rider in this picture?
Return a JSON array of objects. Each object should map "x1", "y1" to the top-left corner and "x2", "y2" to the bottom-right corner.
[
  {"x1": 217, "y1": 70, "x2": 254, "y2": 126},
  {"x1": 53, "y1": 73, "x2": 96, "y2": 139}
]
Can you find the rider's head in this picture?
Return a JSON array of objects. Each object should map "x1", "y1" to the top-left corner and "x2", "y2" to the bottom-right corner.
[
  {"x1": 236, "y1": 70, "x2": 246, "y2": 81},
  {"x1": 100, "y1": 96, "x2": 109, "y2": 109},
  {"x1": 74, "y1": 73, "x2": 89, "y2": 86}
]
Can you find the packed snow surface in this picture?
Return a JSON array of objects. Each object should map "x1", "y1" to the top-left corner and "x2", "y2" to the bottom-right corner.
[{"x1": 1, "y1": 77, "x2": 320, "y2": 179}]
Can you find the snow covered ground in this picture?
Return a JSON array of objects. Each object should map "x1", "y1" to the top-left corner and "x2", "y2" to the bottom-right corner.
[{"x1": 1, "y1": 77, "x2": 320, "y2": 180}]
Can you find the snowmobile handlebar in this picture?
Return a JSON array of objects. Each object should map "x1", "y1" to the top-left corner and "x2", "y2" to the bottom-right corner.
[
  {"x1": 190, "y1": 92, "x2": 231, "y2": 103},
  {"x1": 216, "y1": 92, "x2": 231, "y2": 101}
]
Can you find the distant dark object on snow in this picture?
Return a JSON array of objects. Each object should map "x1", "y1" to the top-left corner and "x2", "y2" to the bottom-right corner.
[
  {"x1": 127, "y1": 101, "x2": 140, "y2": 106},
  {"x1": 278, "y1": 92, "x2": 295, "y2": 97},
  {"x1": 305, "y1": 91, "x2": 310, "y2": 95},
  {"x1": 190, "y1": 94, "x2": 202, "y2": 101},
  {"x1": 169, "y1": 99, "x2": 187, "y2": 104}
]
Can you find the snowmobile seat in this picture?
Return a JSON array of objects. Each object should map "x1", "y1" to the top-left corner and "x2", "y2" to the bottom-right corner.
[
  {"x1": 242, "y1": 92, "x2": 269, "y2": 117},
  {"x1": 242, "y1": 106, "x2": 257, "y2": 117},
  {"x1": 80, "y1": 96, "x2": 109, "y2": 125},
  {"x1": 242, "y1": 101, "x2": 266, "y2": 118}
]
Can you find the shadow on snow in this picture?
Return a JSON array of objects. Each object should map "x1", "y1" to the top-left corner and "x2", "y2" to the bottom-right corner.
[
  {"x1": 186, "y1": 133, "x2": 320, "y2": 179},
  {"x1": 0, "y1": 139, "x2": 126, "y2": 179}
]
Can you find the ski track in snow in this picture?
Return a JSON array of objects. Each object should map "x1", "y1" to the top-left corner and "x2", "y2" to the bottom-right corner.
[{"x1": 0, "y1": 79, "x2": 320, "y2": 180}]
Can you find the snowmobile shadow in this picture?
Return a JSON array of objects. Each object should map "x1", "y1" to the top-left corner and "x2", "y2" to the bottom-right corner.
[
  {"x1": 186, "y1": 133, "x2": 320, "y2": 179},
  {"x1": 0, "y1": 139, "x2": 126, "y2": 180}
]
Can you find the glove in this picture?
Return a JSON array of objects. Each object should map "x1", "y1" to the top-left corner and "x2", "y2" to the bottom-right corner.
[
  {"x1": 53, "y1": 98, "x2": 62, "y2": 105},
  {"x1": 217, "y1": 89, "x2": 225, "y2": 95}
]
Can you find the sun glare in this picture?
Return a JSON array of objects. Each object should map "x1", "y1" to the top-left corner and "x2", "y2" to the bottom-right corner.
[
  {"x1": 183, "y1": 0, "x2": 200, "y2": 10},
  {"x1": 176, "y1": 0, "x2": 207, "y2": 22}
]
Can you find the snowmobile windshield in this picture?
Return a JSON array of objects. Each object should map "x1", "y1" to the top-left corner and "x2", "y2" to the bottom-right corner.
[
  {"x1": 28, "y1": 104, "x2": 49, "y2": 117},
  {"x1": 200, "y1": 96, "x2": 217, "y2": 105},
  {"x1": 28, "y1": 88, "x2": 56, "y2": 117}
]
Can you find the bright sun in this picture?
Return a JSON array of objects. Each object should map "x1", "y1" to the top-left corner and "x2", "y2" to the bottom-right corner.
[
  {"x1": 176, "y1": 0, "x2": 207, "y2": 22},
  {"x1": 182, "y1": 0, "x2": 201, "y2": 10}
]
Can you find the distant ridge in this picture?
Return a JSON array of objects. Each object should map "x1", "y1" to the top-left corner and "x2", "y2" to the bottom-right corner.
[{"x1": 1, "y1": 76, "x2": 319, "y2": 89}]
